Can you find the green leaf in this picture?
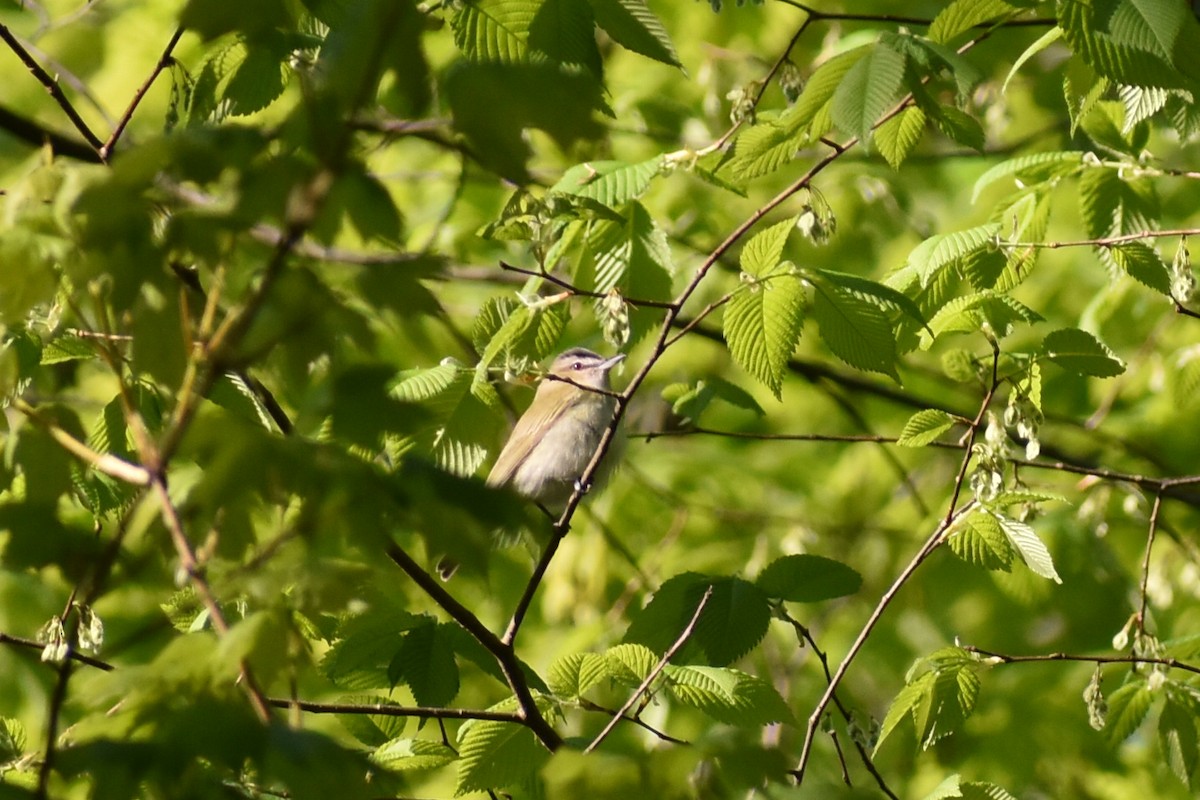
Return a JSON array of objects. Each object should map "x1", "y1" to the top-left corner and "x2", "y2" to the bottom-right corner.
[
  {"x1": 551, "y1": 157, "x2": 664, "y2": 207},
  {"x1": 665, "y1": 665, "x2": 794, "y2": 725},
  {"x1": 1040, "y1": 328, "x2": 1125, "y2": 377},
  {"x1": 452, "y1": 0, "x2": 538, "y2": 62},
  {"x1": 624, "y1": 574, "x2": 772, "y2": 667},
  {"x1": 0, "y1": 717, "x2": 26, "y2": 763},
  {"x1": 907, "y1": 223, "x2": 1001, "y2": 286},
  {"x1": 548, "y1": 652, "x2": 612, "y2": 697},
  {"x1": 604, "y1": 643, "x2": 659, "y2": 684},
  {"x1": 971, "y1": 151, "x2": 1084, "y2": 203},
  {"x1": 831, "y1": 42, "x2": 907, "y2": 145},
  {"x1": 754, "y1": 554, "x2": 862, "y2": 602},
  {"x1": 874, "y1": 105, "x2": 926, "y2": 168},
  {"x1": 1003, "y1": 25, "x2": 1064, "y2": 93},
  {"x1": 947, "y1": 511, "x2": 1015, "y2": 572},
  {"x1": 931, "y1": 105, "x2": 986, "y2": 151},
  {"x1": 740, "y1": 217, "x2": 797, "y2": 277},
  {"x1": 1058, "y1": 0, "x2": 1198, "y2": 89},
  {"x1": 928, "y1": 0, "x2": 1016, "y2": 44},
  {"x1": 586, "y1": 0, "x2": 681, "y2": 67},
  {"x1": 994, "y1": 513, "x2": 1061, "y2": 583},
  {"x1": 372, "y1": 738, "x2": 457, "y2": 772},
  {"x1": 40, "y1": 335, "x2": 95, "y2": 365},
  {"x1": 1159, "y1": 691, "x2": 1200, "y2": 788},
  {"x1": 810, "y1": 277, "x2": 898, "y2": 378},
  {"x1": 387, "y1": 623, "x2": 460, "y2": 707},
  {"x1": 528, "y1": 0, "x2": 603, "y2": 76},
  {"x1": 724, "y1": 48, "x2": 865, "y2": 181},
  {"x1": 334, "y1": 695, "x2": 410, "y2": 747},
  {"x1": 897, "y1": 409, "x2": 957, "y2": 447},
  {"x1": 724, "y1": 272, "x2": 806, "y2": 398},
  {"x1": 924, "y1": 290, "x2": 1043, "y2": 343},
  {"x1": 661, "y1": 376, "x2": 765, "y2": 421},
  {"x1": 456, "y1": 712, "x2": 552, "y2": 793},
  {"x1": 1105, "y1": 680, "x2": 1155, "y2": 744},
  {"x1": 1111, "y1": 242, "x2": 1171, "y2": 294}
]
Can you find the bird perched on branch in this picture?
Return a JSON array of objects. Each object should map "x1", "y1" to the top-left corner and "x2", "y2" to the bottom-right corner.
[
  {"x1": 487, "y1": 347, "x2": 625, "y2": 509},
  {"x1": 438, "y1": 347, "x2": 625, "y2": 578}
]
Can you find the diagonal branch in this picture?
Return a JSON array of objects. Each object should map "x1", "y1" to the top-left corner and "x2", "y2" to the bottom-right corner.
[
  {"x1": 793, "y1": 343, "x2": 1001, "y2": 781},
  {"x1": 100, "y1": 26, "x2": 184, "y2": 159},
  {"x1": 0, "y1": 21, "x2": 104, "y2": 155},
  {"x1": 584, "y1": 585, "x2": 713, "y2": 753}
]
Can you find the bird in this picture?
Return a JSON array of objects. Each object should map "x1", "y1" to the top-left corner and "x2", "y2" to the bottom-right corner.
[
  {"x1": 437, "y1": 347, "x2": 625, "y2": 579},
  {"x1": 487, "y1": 346, "x2": 625, "y2": 509}
]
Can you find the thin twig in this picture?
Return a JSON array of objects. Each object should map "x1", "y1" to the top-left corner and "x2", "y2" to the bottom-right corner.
[
  {"x1": 0, "y1": 631, "x2": 115, "y2": 671},
  {"x1": 794, "y1": 343, "x2": 1000, "y2": 782},
  {"x1": 1136, "y1": 491, "x2": 1164, "y2": 636},
  {"x1": 585, "y1": 586, "x2": 713, "y2": 753},
  {"x1": 961, "y1": 645, "x2": 1200, "y2": 677},
  {"x1": 13, "y1": 398, "x2": 151, "y2": 485},
  {"x1": 0, "y1": 21, "x2": 103, "y2": 154},
  {"x1": 100, "y1": 26, "x2": 184, "y2": 159},
  {"x1": 267, "y1": 698, "x2": 526, "y2": 723},
  {"x1": 998, "y1": 228, "x2": 1200, "y2": 250},
  {"x1": 778, "y1": 610, "x2": 899, "y2": 799}
]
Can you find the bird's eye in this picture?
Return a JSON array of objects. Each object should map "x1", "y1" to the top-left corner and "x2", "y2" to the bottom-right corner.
[{"x1": 572, "y1": 361, "x2": 583, "y2": 371}]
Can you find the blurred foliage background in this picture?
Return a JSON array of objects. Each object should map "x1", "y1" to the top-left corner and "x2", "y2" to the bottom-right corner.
[{"x1": 1, "y1": 0, "x2": 1199, "y2": 797}]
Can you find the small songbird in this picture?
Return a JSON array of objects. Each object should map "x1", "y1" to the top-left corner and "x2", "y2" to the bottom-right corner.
[
  {"x1": 487, "y1": 347, "x2": 625, "y2": 509},
  {"x1": 438, "y1": 347, "x2": 624, "y2": 578}
]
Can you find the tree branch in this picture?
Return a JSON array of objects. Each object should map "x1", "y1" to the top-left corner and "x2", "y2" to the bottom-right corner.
[
  {"x1": 100, "y1": 26, "x2": 184, "y2": 160},
  {"x1": 0, "y1": 20, "x2": 103, "y2": 155},
  {"x1": 584, "y1": 585, "x2": 713, "y2": 753},
  {"x1": 961, "y1": 645, "x2": 1200, "y2": 677}
]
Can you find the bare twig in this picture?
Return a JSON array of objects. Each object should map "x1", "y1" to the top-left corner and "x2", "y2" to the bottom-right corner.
[
  {"x1": 267, "y1": 698, "x2": 526, "y2": 723},
  {"x1": 1136, "y1": 491, "x2": 1165, "y2": 636},
  {"x1": 998, "y1": 228, "x2": 1200, "y2": 250},
  {"x1": 13, "y1": 398, "x2": 151, "y2": 485},
  {"x1": 962, "y1": 645, "x2": 1200, "y2": 677},
  {"x1": 585, "y1": 586, "x2": 713, "y2": 753},
  {"x1": 794, "y1": 343, "x2": 1001, "y2": 782},
  {"x1": 100, "y1": 26, "x2": 184, "y2": 159},
  {"x1": 0, "y1": 21, "x2": 103, "y2": 154},
  {"x1": 0, "y1": 631, "x2": 115, "y2": 671}
]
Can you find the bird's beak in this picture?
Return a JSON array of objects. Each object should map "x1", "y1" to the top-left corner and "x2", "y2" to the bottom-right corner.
[{"x1": 600, "y1": 354, "x2": 626, "y2": 371}]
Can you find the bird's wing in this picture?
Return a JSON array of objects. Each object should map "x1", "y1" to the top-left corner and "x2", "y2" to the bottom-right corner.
[{"x1": 486, "y1": 392, "x2": 576, "y2": 488}]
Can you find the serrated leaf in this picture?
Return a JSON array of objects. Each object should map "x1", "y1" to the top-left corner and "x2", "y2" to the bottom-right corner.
[
  {"x1": 586, "y1": 0, "x2": 680, "y2": 67},
  {"x1": 874, "y1": 105, "x2": 926, "y2": 168},
  {"x1": 971, "y1": 151, "x2": 1084, "y2": 203},
  {"x1": 740, "y1": 217, "x2": 798, "y2": 277},
  {"x1": 811, "y1": 278, "x2": 898, "y2": 378},
  {"x1": 1111, "y1": 242, "x2": 1171, "y2": 294},
  {"x1": 372, "y1": 738, "x2": 457, "y2": 772},
  {"x1": 452, "y1": 0, "x2": 538, "y2": 62},
  {"x1": 455, "y1": 713, "x2": 552, "y2": 794},
  {"x1": 724, "y1": 273, "x2": 806, "y2": 398},
  {"x1": 1058, "y1": 0, "x2": 1192, "y2": 89},
  {"x1": 604, "y1": 643, "x2": 659, "y2": 684},
  {"x1": 924, "y1": 290, "x2": 1043, "y2": 344},
  {"x1": 547, "y1": 652, "x2": 611, "y2": 697},
  {"x1": 1040, "y1": 328, "x2": 1125, "y2": 378},
  {"x1": 876, "y1": 672, "x2": 929, "y2": 754},
  {"x1": 832, "y1": 42, "x2": 907, "y2": 145},
  {"x1": 528, "y1": 0, "x2": 602, "y2": 76},
  {"x1": 623, "y1": 574, "x2": 771, "y2": 667},
  {"x1": 724, "y1": 48, "x2": 865, "y2": 181},
  {"x1": 907, "y1": 223, "x2": 1001, "y2": 286},
  {"x1": 929, "y1": 0, "x2": 1016, "y2": 44},
  {"x1": 1105, "y1": 681, "x2": 1155, "y2": 744},
  {"x1": 754, "y1": 554, "x2": 862, "y2": 602},
  {"x1": 933, "y1": 105, "x2": 986, "y2": 151},
  {"x1": 665, "y1": 665, "x2": 794, "y2": 725},
  {"x1": 661, "y1": 376, "x2": 764, "y2": 421},
  {"x1": 897, "y1": 409, "x2": 956, "y2": 447},
  {"x1": 0, "y1": 717, "x2": 25, "y2": 762},
  {"x1": 388, "y1": 623, "x2": 460, "y2": 707},
  {"x1": 960, "y1": 781, "x2": 1019, "y2": 800},
  {"x1": 551, "y1": 156, "x2": 664, "y2": 207},
  {"x1": 947, "y1": 511, "x2": 1014, "y2": 571},
  {"x1": 1159, "y1": 693, "x2": 1200, "y2": 787},
  {"x1": 40, "y1": 335, "x2": 95, "y2": 365},
  {"x1": 334, "y1": 695, "x2": 410, "y2": 748},
  {"x1": 994, "y1": 513, "x2": 1061, "y2": 583}
]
